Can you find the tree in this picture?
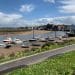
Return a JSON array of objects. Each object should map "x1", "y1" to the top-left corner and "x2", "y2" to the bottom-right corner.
[{"x1": 46, "y1": 23, "x2": 53, "y2": 30}]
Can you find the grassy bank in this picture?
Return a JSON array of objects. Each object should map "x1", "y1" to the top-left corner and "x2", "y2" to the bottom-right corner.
[
  {"x1": 0, "y1": 42, "x2": 63, "y2": 63},
  {"x1": 0, "y1": 39, "x2": 75, "y2": 63},
  {"x1": 6, "y1": 51, "x2": 75, "y2": 75}
]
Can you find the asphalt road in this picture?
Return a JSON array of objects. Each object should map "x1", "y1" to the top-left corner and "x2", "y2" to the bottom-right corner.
[{"x1": 0, "y1": 44, "x2": 75, "y2": 74}]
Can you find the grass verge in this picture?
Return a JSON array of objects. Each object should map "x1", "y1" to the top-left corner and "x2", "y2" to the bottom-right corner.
[{"x1": 6, "y1": 51, "x2": 75, "y2": 75}]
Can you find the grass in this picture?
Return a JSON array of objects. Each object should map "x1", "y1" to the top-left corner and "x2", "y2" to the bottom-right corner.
[
  {"x1": 0, "y1": 42, "x2": 62, "y2": 63},
  {"x1": 0, "y1": 39, "x2": 75, "y2": 63},
  {"x1": 6, "y1": 51, "x2": 75, "y2": 75}
]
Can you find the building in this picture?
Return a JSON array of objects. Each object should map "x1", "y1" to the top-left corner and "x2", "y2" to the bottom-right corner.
[{"x1": 65, "y1": 25, "x2": 75, "y2": 36}]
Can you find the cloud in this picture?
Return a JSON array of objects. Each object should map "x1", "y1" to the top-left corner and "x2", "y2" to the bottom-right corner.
[
  {"x1": 0, "y1": 12, "x2": 75, "y2": 27},
  {"x1": 0, "y1": 12, "x2": 35, "y2": 27},
  {"x1": 52, "y1": 16, "x2": 75, "y2": 25},
  {"x1": 0, "y1": 12, "x2": 26, "y2": 27},
  {"x1": 34, "y1": 18, "x2": 53, "y2": 25},
  {"x1": 19, "y1": 4, "x2": 35, "y2": 12},
  {"x1": 34, "y1": 16, "x2": 75, "y2": 25},
  {"x1": 44, "y1": 0, "x2": 55, "y2": 3},
  {"x1": 59, "y1": 0, "x2": 75, "y2": 13}
]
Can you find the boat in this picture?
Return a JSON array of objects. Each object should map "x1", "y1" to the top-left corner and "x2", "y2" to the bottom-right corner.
[
  {"x1": 66, "y1": 31, "x2": 75, "y2": 36},
  {"x1": 4, "y1": 44, "x2": 12, "y2": 48},
  {"x1": 0, "y1": 43, "x2": 6, "y2": 47},
  {"x1": 29, "y1": 38, "x2": 37, "y2": 42},
  {"x1": 21, "y1": 41, "x2": 30, "y2": 48},
  {"x1": 48, "y1": 38, "x2": 55, "y2": 41},
  {"x1": 39, "y1": 38, "x2": 47, "y2": 42},
  {"x1": 34, "y1": 35, "x2": 41, "y2": 40},
  {"x1": 13, "y1": 38, "x2": 23, "y2": 44},
  {"x1": 21, "y1": 44, "x2": 29, "y2": 48},
  {"x1": 0, "y1": 43, "x2": 12, "y2": 48},
  {"x1": 3, "y1": 37, "x2": 12, "y2": 44},
  {"x1": 31, "y1": 43, "x2": 41, "y2": 46}
]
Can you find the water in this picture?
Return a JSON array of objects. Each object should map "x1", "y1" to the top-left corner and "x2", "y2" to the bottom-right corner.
[{"x1": 0, "y1": 31, "x2": 66, "y2": 43}]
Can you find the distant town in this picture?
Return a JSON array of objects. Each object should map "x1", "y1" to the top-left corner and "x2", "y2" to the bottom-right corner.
[{"x1": 0, "y1": 24, "x2": 75, "y2": 36}]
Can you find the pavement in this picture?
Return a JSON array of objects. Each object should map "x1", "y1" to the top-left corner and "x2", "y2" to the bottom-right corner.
[{"x1": 0, "y1": 44, "x2": 75, "y2": 75}]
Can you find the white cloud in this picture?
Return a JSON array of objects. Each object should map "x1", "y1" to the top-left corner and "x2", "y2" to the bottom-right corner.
[
  {"x1": 34, "y1": 16, "x2": 75, "y2": 25},
  {"x1": 0, "y1": 12, "x2": 25, "y2": 27},
  {"x1": 44, "y1": 0, "x2": 55, "y2": 3},
  {"x1": 59, "y1": 0, "x2": 75, "y2": 13},
  {"x1": 52, "y1": 16, "x2": 75, "y2": 25},
  {"x1": 34, "y1": 18, "x2": 53, "y2": 25},
  {"x1": 0, "y1": 12, "x2": 75, "y2": 27},
  {"x1": 0, "y1": 12, "x2": 35, "y2": 27},
  {"x1": 19, "y1": 4, "x2": 35, "y2": 12}
]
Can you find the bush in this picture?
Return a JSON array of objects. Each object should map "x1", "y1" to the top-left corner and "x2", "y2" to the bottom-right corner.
[
  {"x1": 31, "y1": 48, "x2": 38, "y2": 51},
  {"x1": 42, "y1": 43, "x2": 50, "y2": 48}
]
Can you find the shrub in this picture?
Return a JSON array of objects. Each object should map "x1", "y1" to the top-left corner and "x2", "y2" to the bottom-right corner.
[{"x1": 31, "y1": 48, "x2": 38, "y2": 51}]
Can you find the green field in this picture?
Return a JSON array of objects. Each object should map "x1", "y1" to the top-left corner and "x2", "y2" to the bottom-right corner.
[{"x1": 6, "y1": 51, "x2": 75, "y2": 75}]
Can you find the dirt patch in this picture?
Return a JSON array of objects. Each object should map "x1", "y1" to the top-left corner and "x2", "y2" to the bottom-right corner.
[{"x1": 0, "y1": 45, "x2": 29, "y2": 56}]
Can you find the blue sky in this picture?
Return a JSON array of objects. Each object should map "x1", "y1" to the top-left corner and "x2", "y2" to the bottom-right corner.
[{"x1": 0, "y1": 0, "x2": 75, "y2": 27}]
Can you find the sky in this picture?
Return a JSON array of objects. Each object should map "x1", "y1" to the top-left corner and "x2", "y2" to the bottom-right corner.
[{"x1": 0, "y1": 0, "x2": 75, "y2": 27}]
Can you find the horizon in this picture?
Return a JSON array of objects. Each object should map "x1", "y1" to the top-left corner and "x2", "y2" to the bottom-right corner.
[{"x1": 0, "y1": 0, "x2": 75, "y2": 27}]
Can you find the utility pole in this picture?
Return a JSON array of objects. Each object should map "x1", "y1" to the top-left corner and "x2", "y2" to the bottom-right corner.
[
  {"x1": 32, "y1": 27, "x2": 34, "y2": 39},
  {"x1": 54, "y1": 25, "x2": 57, "y2": 38},
  {"x1": 55, "y1": 30, "x2": 56, "y2": 38}
]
